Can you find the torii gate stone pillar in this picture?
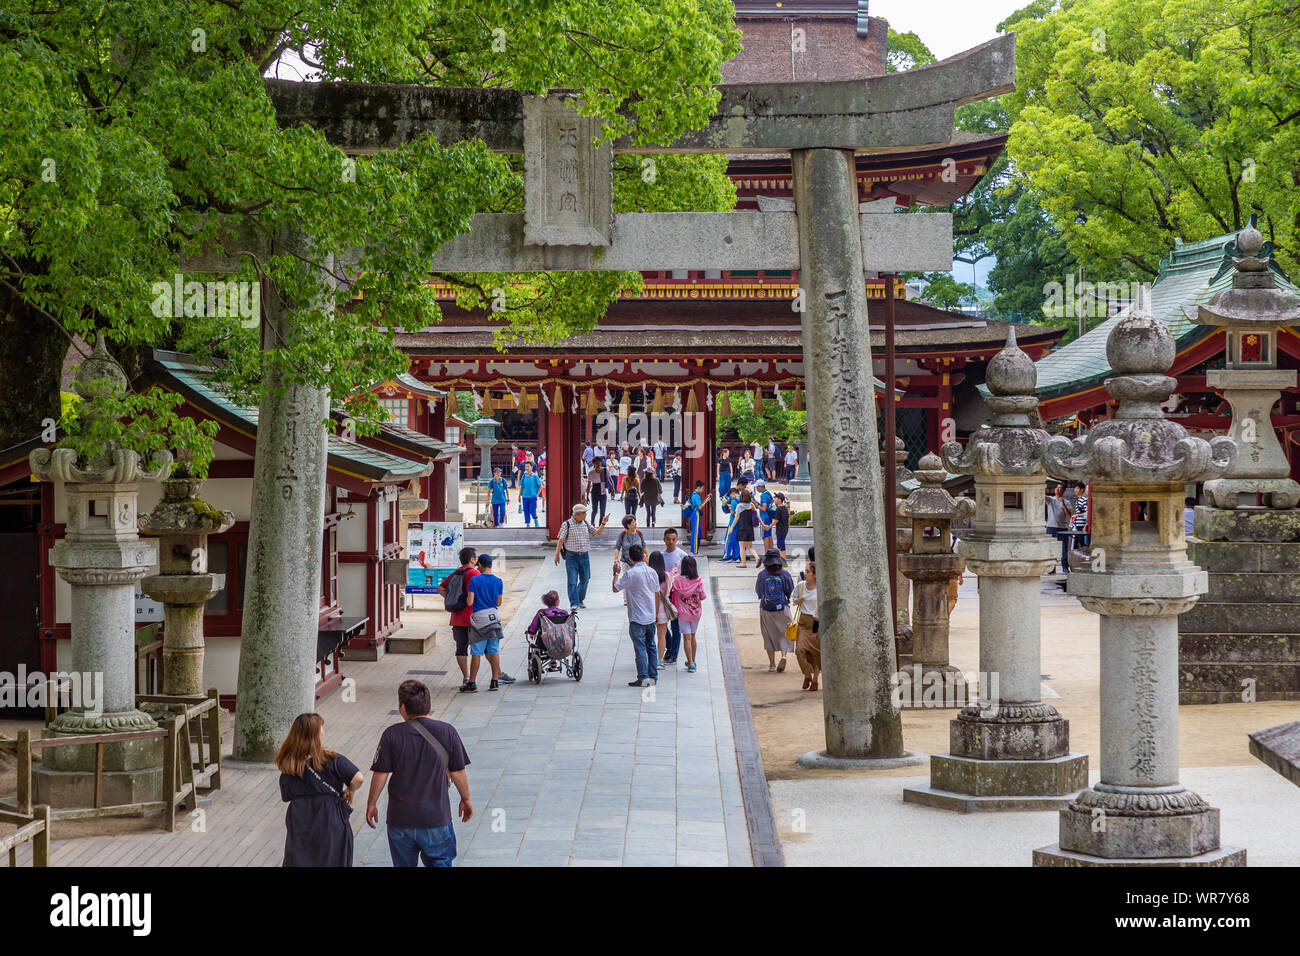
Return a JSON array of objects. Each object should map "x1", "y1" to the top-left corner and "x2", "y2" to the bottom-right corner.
[{"x1": 188, "y1": 36, "x2": 1015, "y2": 765}]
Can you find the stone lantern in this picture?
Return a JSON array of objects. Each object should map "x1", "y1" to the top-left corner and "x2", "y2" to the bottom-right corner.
[
  {"x1": 138, "y1": 474, "x2": 235, "y2": 707},
  {"x1": 29, "y1": 336, "x2": 173, "y2": 807},
  {"x1": 1185, "y1": 217, "x2": 1300, "y2": 511},
  {"x1": 889, "y1": 436, "x2": 915, "y2": 642},
  {"x1": 471, "y1": 416, "x2": 501, "y2": 485},
  {"x1": 904, "y1": 328, "x2": 1088, "y2": 811},
  {"x1": 1177, "y1": 220, "x2": 1300, "y2": 704},
  {"x1": 896, "y1": 453, "x2": 975, "y2": 707},
  {"x1": 1036, "y1": 298, "x2": 1244, "y2": 866}
]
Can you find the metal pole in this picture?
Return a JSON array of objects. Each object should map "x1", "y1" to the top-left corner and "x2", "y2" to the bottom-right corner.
[{"x1": 884, "y1": 274, "x2": 898, "y2": 636}]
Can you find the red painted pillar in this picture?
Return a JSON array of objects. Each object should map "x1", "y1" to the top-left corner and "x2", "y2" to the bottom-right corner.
[
  {"x1": 680, "y1": 382, "x2": 713, "y2": 538},
  {"x1": 429, "y1": 402, "x2": 447, "y2": 521},
  {"x1": 544, "y1": 399, "x2": 572, "y2": 539}
]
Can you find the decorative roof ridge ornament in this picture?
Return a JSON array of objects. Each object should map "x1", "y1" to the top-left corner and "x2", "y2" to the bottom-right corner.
[
  {"x1": 942, "y1": 326, "x2": 1048, "y2": 477},
  {"x1": 1043, "y1": 291, "x2": 1235, "y2": 483},
  {"x1": 29, "y1": 334, "x2": 173, "y2": 485}
]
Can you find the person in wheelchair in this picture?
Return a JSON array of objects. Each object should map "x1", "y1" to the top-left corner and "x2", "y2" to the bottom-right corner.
[{"x1": 525, "y1": 590, "x2": 573, "y2": 672}]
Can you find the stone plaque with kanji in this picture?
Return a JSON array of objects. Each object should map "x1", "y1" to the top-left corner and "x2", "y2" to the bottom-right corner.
[{"x1": 523, "y1": 94, "x2": 613, "y2": 247}]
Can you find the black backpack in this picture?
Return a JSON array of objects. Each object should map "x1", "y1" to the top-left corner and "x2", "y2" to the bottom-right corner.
[{"x1": 443, "y1": 567, "x2": 470, "y2": 613}]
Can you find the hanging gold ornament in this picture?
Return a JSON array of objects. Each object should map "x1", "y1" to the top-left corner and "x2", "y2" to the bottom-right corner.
[
  {"x1": 792, "y1": 385, "x2": 805, "y2": 412},
  {"x1": 618, "y1": 389, "x2": 631, "y2": 419},
  {"x1": 585, "y1": 387, "x2": 599, "y2": 415},
  {"x1": 685, "y1": 388, "x2": 700, "y2": 414},
  {"x1": 551, "y1": 383, "x2": 563, "y2": 410},
  {"x1": 752, "y1": 386, "x2": 764, "y2": 409},
  {"x1": 516, "y1": 385, "x2": 528, "y2": 411},
  {"x1": 717, "y1": 389, "x2": 732, "y2": 418},
  {"x1": 651, "y1": 387, "x2": 665, "y2": 415}
]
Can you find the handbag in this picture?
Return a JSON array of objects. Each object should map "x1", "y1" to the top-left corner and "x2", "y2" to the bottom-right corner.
[{"x1": 785, "y1": 589, "x2": 803, "y2": 642}]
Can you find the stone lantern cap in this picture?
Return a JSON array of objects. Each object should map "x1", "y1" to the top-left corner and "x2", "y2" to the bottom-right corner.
[
  {"x1": 138, "y1": 478, "x2": 236, "y2": 537},
  {"x1": 1044, "y1": 295, "x2": 1235, "y2": 484},
  {"x1": 942, "y1": 327, "x2": 1049, "y2": 477},
  {"x1": 1184, "y1": 218, "x2": 1300, "y2": 330},
  {"x1": 898, "y1": 453, "x2": 975, "y2": 523}
]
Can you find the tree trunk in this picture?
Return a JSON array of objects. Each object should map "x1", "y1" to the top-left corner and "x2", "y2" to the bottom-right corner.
[
  {"x1": 232, "y1": 228, "x2": 333, "y2": 762},
  {"x1": 0, "y1": 285, "x2": 69, "y2": 450}
]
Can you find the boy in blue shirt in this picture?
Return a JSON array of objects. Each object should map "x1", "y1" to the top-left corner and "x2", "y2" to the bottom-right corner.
[
  {"x1": 487, "y1": 467, "x2": 509, "y2": 527},
  {"x1": 519, "y1": 462, "x2": 542, "y2": 528},
  {"x1": 466, "y1": 554, "x2": 514, "y2": 691}
]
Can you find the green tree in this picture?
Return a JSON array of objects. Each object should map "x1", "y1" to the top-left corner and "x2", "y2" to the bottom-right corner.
[
  {"x1": 1006, "y1": 0, "x2": 1300, "y2": 278},
  {"x1": 886, "y1": 29, "x2": 937, "y2": 72},
  {"x1": 716, "y1": 391, "x2": 805, "y2": 446},
  {"x1": 0, "y1": 0, "x2": 742, "y2": 454}
]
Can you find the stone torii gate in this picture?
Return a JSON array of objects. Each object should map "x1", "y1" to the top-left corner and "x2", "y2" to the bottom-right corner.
[{"x1": 192, "y1": 36, "x2": 1015, "y2": 763}]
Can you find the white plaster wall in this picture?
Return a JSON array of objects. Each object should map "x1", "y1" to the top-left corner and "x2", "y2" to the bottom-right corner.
[
  {"x1": 338, "y1": 564, "x2": 365, "y2": 619},
  {"x1": 337, "y1": 504, "x2": 368, "y2": 552}
]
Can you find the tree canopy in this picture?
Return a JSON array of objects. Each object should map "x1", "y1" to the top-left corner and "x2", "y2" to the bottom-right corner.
[
  {"x1": 1005, "y1": 0, "x2": 1300, "y2": 279},
  {"x1": 0, "y1": 0, "x2": 741, "y2": 461}
]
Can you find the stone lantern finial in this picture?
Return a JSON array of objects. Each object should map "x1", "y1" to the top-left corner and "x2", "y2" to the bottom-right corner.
[
  {"x1": 1043, "y1": 301, "x2": 1235, "y2": 484},
  {"x1": 943, "y1": 326, "x2": 1047, "y2": 477}
]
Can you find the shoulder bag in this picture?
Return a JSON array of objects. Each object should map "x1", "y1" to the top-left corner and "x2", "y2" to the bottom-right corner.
[{"x1": 408, "y1": 719, "x2": 453, "y2": 793}]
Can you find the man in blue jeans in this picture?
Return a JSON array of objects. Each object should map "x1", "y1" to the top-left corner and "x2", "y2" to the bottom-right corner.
[
  {"x1": 367, "y1": 679, "x2": 472, "y2": 867},
  {"x1": 613, "y1": 543, "x2": 660, "y2": 687},
  {"x1": 554, "y1": 501, "x2": 609, "y2": 609}
]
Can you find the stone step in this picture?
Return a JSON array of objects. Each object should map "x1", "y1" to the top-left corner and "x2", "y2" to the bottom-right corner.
[
  {"x1": 1192, "y1": 506, "x2": 1300, "y2": 543},
  {"x1": 1188, "y1": 538, "x2": 1300, "y2": 573},
  {"x1": 1177, "y1": 662, "x2": 1300, "y2": 702},
  {"x1": 1178, "y1": 632, "x2": 1300, "y2": 661},
  {"x1": 1180, "y1": 602, "x2": 1300, "y2": 634},
  {"x1": 1203, "y1": 572, "x2": 1300, "y2": 603},
  {"x1": 387, "y1": 630, "x2": 437, "y2": 654}
]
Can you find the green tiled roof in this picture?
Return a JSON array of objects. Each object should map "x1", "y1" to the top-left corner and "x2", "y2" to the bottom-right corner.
[
  {"x1": 981, "y1": 231, "x2": 1298, "y2": 402},
  {"x1": 146, "y1": 352, "x2": 431, "y2": 485}
]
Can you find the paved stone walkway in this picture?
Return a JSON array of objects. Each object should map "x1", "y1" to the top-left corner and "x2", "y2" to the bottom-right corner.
[{"x1": 355, "y1": 552, "x2": 753, "y2": 867}]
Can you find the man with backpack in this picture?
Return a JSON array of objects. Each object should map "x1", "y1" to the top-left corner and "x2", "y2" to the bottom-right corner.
[
  {"x1": 367, "y1": 679, "x2": 472, "y2": 867},
  {"x1": 437, "y1": 547, "x2": 482, "y2": 692},
  {"x1": 755, "y1": 549, "x2": 795, "y2": 673}
]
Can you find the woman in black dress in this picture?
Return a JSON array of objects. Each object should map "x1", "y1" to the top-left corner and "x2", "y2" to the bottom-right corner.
[{"x1": 276, "y1": 712, "x2": 363, "y2": 867}]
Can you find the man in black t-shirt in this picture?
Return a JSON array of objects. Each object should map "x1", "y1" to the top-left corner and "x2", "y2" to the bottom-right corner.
[{"x1": 367, "y1": 680, "x2": 472, "y2": 867}]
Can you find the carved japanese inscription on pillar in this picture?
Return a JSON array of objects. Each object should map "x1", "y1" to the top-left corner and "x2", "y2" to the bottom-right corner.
[
  {"x1": 522, "y1": 94, "x2": 613, "y2": 247},
  {"x1": 825, "y1": 290, "x2": 871, "y2": 492},
  {"x1": 1129, "y1": 623, "x2": 1160, "y2": 781}
]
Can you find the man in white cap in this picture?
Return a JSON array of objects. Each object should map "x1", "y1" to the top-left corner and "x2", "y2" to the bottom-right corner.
[{"x1": 553, "y1": 502, "x2": 610, "y2": 608}]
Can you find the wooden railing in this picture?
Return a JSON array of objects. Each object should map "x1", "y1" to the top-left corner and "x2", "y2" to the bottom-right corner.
[
  {"x1": 0, "y1": 805, "x2": 51, "y2": 867},
  {"x1": 1, "y1": 689, "x2": 223, "y2": 833}
]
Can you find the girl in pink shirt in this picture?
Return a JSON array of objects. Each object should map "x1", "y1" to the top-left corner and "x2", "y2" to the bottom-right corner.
[{"x1": 669, "y1": 556, "x2": 707, "y2": 673}]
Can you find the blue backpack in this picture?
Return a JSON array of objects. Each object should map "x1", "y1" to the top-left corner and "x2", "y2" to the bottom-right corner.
[{"x1": 760, "y1": 571, "x2": 788, "y2": 611}]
